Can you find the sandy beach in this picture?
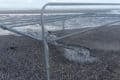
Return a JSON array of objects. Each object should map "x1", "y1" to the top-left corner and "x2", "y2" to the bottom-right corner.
[{"x1": 0, "y1": 24, "x2": 120, "y2": 80}]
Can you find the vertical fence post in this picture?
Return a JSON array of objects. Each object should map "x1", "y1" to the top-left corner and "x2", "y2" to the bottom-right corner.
[{"x1": 41, "y1": 4, "x2": 50, "y2": 80}]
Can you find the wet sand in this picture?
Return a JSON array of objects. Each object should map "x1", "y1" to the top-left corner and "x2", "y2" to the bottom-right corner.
[{"x1": 0, "y1": 25, "x2": 120, "y2": 80}]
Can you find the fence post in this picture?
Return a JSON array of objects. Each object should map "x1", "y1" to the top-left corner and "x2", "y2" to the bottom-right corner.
[{"x1": 41, "y1": 3, "x2": 50, "y2": 80}]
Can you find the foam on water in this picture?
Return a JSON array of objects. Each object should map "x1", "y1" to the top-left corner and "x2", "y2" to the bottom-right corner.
[{"x1": 110, "y1": 10, "x2": 120, "y2": 14}]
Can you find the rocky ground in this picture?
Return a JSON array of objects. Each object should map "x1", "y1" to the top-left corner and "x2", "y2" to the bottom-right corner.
[{"x1": 0, "y1": 24, "x2": 120, "y2": 80}]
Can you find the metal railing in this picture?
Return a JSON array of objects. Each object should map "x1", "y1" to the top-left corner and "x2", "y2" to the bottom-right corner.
[
  {"x1": 40, "y1": 3, "x2": 120, "y2": 80},
  {"x1": 0, "y1": 2, "x2": 120, "y2": 80}
]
